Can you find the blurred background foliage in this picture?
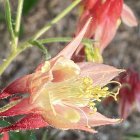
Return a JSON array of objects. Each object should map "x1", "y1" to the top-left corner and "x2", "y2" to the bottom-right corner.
[{"x1": 23, "y1": 0, "x2": 39, "y2": 16}]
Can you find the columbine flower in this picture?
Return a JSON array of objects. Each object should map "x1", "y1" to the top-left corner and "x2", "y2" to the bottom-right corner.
[
  {"x1": 0, "y1": 19, "x2": 122, "y2": 133},
  {"x1": 73, "y1": 0, "x2": 138, "y2": 61},
  {"x1": 117, "y1": 69, "x2": 140, "y2": 119}
]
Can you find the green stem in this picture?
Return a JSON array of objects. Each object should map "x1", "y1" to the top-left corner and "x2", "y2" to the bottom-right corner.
[
  {"x1": 38, "y1": 37, "x2": 94, "y2": 44},
  {"x1": 0, "y1": 36, "x2": 93, "y2": 75},
  {"x1": 0, "y1": 0, "x2": 81, "y2": 76},
  {"x1": 0, "y1": 51, "x2": 18, "y2": 75},
  {"x1": 0, "y1": 43, "x2": 30, "y2": 76},
  {"x1": 0, "y1": 0, "x2": 24, "y2": 75},
  {"x1": 32, "y1": 0, "x2": 81, "y2": 40},
  {"x1": 14, "y1": 0, "x2": 24, "y2": 48}
]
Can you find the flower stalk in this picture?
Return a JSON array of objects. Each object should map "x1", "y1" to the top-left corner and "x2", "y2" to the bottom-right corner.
[
  {"x1": 0, "y1": 0, "x2": 81, "y2": 76},
  {"x1": 0, "y1": 49, "x2": 20, "y2": 75},
  {"x1": 32, "y1": 0, "x2": 81, "y2": 40},
  {"x1": 14, "y1": 0, "x2": 24, "y2": 48},
  {"x1": 0, "y1": 51, "x2": 17, "y2": 75}
]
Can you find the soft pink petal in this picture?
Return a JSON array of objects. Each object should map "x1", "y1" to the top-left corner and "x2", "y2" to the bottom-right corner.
[
  {"x1": 78, "y1": 107, "x2": 121, "y2": 132},
  {"x1": 75, "y1": 126, "x2": 97, "y2": 133},
  {"x1": 0, "y1": 132, "x2": 9, "y2": 140},
  {"x1": 0, "y1": 114, "x2": 48, "y2": 133},
  {"x1": 29, "y1": 72, "x2": 52, "y2": 95},
  {"x1": 75, "y1": 14, "x2": 94, "y2": 55},
  {"x1": 0, "y1": 72, "x2": 52, "y2": 99},
  {"x1": 0, "y1": 75, "x2": 31, "y2": 99},
  {"x1": 0, "y1": 98, "x2": 34, "y2": 117},
  {"x1": 88, "y1": 112, "x2": 120, "y2": 127},
  {"x1": 76, "y1": 12, "x2": 94, "y2": 39},
  {"x1": 53, "y1": 18, "x2": 92, "y2": 60},
  {"x1": 51, "y1": 57, "x2": 80, "y2": 82},
  {"x1": 78, "y1": 62, "x2": 124, "y2": 86},
  {"x1": 41, "y1": 103, "x2": 96, "y2": 133},
  {"x1": 78, "y1": 107, "x2": 121, "y2": 128},
  {"x1": 121, "y1": 4, "x2": 138, "y2": 27},
  {"x1": 94, "y1": 19, "x2": 118, "y2": 52},
  {"x1": 42, "y1": 104, "x2": 117, "y2": 133}
]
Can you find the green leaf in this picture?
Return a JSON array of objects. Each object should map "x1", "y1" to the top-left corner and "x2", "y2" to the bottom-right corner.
[
  {"x1": 10, "y1": 131, "x2": 37, "y2": 140},
  {"x1": 29, "y1": 131, "x2": 37, "y2": 140},
  {"x1": 38, "y1": 37, "x2": 95, "y2": 45},
  {"x1": 29, "y1": 40, "x2": 51, "y2": 60},
  {"x1": 0, "y1": 120, "x2": 10, "y2": 138},
  {"x1": 0, "y1": 119, "x2": 10, "y2": 127},
  {"x1": 19, "y1": 23, "x2": 24, "y2": 38},
  {"x1": 85, "y1": 43, "x2": 103, "y2": 63},
  {"x1": 5, "y1": 0, "x2": 15, "y2": 40},
  {"x1": 23, "y1": 0, "x2": 39, "y2": 15},
  {"x1": 124, "y1": 132, "x2": 140, "y2": 140},
  {"x1": 10, "y1": 132, "x2": 24, "y2": 140}
]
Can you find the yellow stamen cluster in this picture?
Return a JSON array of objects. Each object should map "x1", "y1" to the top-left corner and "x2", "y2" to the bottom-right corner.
[
  {"x1": 46, "y1": 76, "x2": 120, "y2": 113},
  {"x1": 81, "y1": 77, "x2": 120, "y2": 111}
]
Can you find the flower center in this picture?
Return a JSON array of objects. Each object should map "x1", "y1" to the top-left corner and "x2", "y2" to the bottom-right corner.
[
  {"x1": 80, "y1": 77, "x2": 119, "y2": 111},
  {"x1": 32, "y1": 76, "x2": 120, "y2": 125},
  {"x1": 47, "y1": 77, "x2": 119, "y2": 111}
]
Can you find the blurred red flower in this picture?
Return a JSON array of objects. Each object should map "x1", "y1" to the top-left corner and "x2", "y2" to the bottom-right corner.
[
  {"x1": 118, "y1": 69, "x2": 140, "y2": 119},
  {"x1": 73, "y1": 0, "x2": 137, "y2": 62},
  {"x1": 0, "y1": 19, "x2": 122, "y2": 133}
]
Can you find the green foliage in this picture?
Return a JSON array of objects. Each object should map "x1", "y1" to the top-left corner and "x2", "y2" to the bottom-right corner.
[
  {"x1": 10, "y1": 131, "x2": 37, "y2": 140},
  {"x1": 0, "y1": 120, "x2": 10, "y2": 138},
  {"x1": 5, "y1": 0, "x2": 15, "y2": 40},
  {"x1": 23, "y1": 0, "x2": 39, "y2": 15},
  {"x1": 124, "y1": 132, "x2": 140, "y2": 140},
  {"x1": 18, "y1": 22, "x2": 24, "y2": 38},
  {"x1": 85, "y1": 42, "x2": 103, "y2": 63},
  {"x1": 0, "y1": 119, "x2": 10, "y2": 127},
  {"x1": 29, "y1": 40, "x2": 51, "y2": 60}
]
